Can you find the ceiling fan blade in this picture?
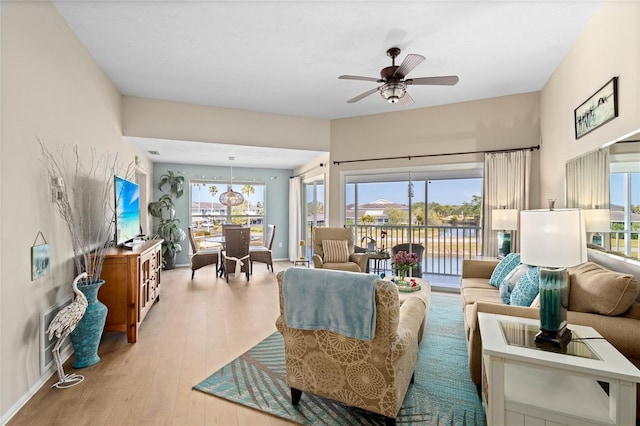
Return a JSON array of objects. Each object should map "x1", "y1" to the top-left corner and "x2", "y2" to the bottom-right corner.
[
  {"x1": 393, "y1": 54, "x2": 426, "y2": 78},
  {"x1": 399, "y1": 91, "x2": 414, "y2": 107},
  {"x1": 406, "y1": 76, "x2": 460, "y2": 86},
  {"x1": 347, "y1": 87, "x2": 379, "y2": 103},
  {"x1": 339, "y1": 75, "x2": 380, "y2": 83}
]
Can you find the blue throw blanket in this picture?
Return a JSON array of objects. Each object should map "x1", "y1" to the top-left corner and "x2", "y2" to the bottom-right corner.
[{"x1": 282, "y1": 268, "x2": 378, "y2": 341}]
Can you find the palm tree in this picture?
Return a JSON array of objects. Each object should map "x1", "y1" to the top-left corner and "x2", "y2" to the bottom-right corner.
[
  {"x1": 208, "y1": 185, "x2": 219, "y2": 200},
  {"x1": 194, "y1": 183, "x2": 203, "y2": 217}
]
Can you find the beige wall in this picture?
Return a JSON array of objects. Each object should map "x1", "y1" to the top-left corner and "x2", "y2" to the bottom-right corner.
[
  {"x1": 123, "y1": 96, "x2": 330, "y2": 152},
  {"x1": 328, "y1": 92, "x2": 542, "y2": 222},
  {"x1": 2, "y1": 0, "x2": 638, "y2": 421},
  {"x1": 540, "y1": 0, "x2": 640, "y2": 207},
  {"x1": 0, "y1": 2, "x2": 149, "y2": 419}
]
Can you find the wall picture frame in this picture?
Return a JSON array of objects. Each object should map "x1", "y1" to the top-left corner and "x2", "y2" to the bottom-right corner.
[
  {"x1": 31, "y1": 231, "x2": 50, "y2": 281},
  {"x1": 574, "y1": 77, "x2": 618, "y2": 139}
]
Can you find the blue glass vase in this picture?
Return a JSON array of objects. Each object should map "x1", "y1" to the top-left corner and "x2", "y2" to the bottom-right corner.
[{"x1": 70, "y1": 280, "x2": 108, "y2": 368}]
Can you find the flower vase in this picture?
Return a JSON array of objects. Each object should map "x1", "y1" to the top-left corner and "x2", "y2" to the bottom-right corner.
[
  {"x1": 70, "y1": 280, "x2": 108, "y2": 368},
  {"x1": 397, "y1": 269, "x2": 409, "y2": 287}
]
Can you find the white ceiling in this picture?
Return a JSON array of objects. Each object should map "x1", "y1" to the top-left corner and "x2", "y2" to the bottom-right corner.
[{"x1": 53, "y1": 0, "x2": 603, "y2": 169}]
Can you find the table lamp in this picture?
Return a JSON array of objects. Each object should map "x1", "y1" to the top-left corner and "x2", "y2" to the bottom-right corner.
[
  {"x1": 491, "y1": 208, "x2": 518, "y2": 258},
  {"x1": 583, "y1": 208, "x2": 610, "y2": 247},
  {"x1": 520, "y1": 203, "x2": 586, "y2": 353}
]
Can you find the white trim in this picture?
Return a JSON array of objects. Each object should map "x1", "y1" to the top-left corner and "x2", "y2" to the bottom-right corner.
[{"x1": 0, "y1": 348, "x2": 73, "y2": 425}]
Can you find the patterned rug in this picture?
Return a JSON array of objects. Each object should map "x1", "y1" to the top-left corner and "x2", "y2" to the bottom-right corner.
[{"x1": 194, "y1": 293, "x2": 486, "y2": 425}]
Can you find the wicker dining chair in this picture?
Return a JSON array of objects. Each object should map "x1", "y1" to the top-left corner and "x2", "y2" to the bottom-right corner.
[
  {"x1": 249, "y1": 224, "x2": 276, "y2": 273},
  {"x1": 187, "y1": 227, "x2": 220, "y2": 279},
  {"x1": 220, "y1": 227, "x2": 251, "y2": 282}
]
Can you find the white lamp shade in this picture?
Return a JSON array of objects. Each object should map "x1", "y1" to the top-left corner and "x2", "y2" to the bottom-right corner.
[
  {"x1": 583, "y1": 209, "x2": 610, "y2": 232},
  {"x1": 491, "y1": 209, "x2": 518, "y2": 231},
  {"x1": 520, "y1": 209, "x2": 587, "y2": 268}
]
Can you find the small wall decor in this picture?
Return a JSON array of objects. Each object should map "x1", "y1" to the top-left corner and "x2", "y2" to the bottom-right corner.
[
  {"x1": 31, "y1": 231, "x2": 51, "y2": 281},
  {"x1": 574, "y1": 77, "x2": 618, "y2": 139}
]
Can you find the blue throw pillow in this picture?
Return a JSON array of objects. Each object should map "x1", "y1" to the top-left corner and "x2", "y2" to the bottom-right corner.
[
  {"x1": 488, "y1": 253, "x2": 521, "y2": 287},
  {"x1": 499, "y1": 264, "x2": 529, "y2": 304},
  {"x1": 510, "y1": 267, "x2": 540, "y2": 306}
]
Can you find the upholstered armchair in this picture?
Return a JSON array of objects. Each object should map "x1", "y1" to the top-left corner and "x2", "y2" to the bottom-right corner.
[
  {"x1": 312, "y1": 227, "x2": 368, "y2": 272},
  {"x1": 275, "y1": 270, "x2": 427, "y2": 425}
]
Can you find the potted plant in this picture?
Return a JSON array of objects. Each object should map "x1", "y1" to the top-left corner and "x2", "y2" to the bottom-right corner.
[
  {"x1": 148, "y1": 170, "x2": 186, "y2": 269},
  {"x1": 361, "y1": 235, "x2": 376, "y2": 252},
  {"x1": 40, "y1": 139, "x2": 132, "y2": 370}
]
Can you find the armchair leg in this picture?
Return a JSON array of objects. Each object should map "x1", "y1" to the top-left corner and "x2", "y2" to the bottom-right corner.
[
  {"x1": 384, "y1": 416, "x2": 396, "y2": 426},
  {"x1": 191, "y1": 269, "x2": 195, "y2": 280},
  {"x1": 410, "y1": 372, "x2": 415, "y2": 384},
  {"x1": 291, "y1": 387, "x2": 302, "y2": 405}
]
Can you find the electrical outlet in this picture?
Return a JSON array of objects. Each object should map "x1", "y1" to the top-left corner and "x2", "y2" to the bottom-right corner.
[{"x1": 278, "y1": 242, "x2": 283, "y2": 248}]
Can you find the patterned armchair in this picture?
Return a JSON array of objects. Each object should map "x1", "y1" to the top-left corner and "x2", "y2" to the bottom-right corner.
[
  {"x1": 275, "y1": 271, "x2": 427, "y2": 425},
  {"x1": 312, "y1": 227, "x2": 368, "y2": 272}
]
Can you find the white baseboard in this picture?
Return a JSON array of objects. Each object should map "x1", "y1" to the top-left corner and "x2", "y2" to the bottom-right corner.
[{"x1": 0, "y1": 346, "x2": 73, "y2": 425}]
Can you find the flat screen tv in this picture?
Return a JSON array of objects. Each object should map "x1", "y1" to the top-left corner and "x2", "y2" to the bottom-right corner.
[{"x1": 115, "y1": 175, "x2": 140, "y2": 247}]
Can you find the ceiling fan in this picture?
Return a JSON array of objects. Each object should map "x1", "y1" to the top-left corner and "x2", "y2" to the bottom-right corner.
[{"x1": 338, "y1": 47, "x2": 459, "y2": 106}]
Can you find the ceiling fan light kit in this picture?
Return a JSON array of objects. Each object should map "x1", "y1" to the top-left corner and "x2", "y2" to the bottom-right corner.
[
  {"x1": 339, "y1": 47, "x2": 459, "y2": 106},
  {"x1": 380, "y1": 82, "x2": 406, "y2": 103}
]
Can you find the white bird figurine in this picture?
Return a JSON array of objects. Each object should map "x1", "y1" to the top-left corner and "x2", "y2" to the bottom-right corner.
[{"x1": 47, "y1": 272, "x2": 88, "y2": 388}]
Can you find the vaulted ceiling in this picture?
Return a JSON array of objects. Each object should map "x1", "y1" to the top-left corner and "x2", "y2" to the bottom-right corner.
[{"x1": 54, "y1": 0, "x2": 603, "y2": 168}]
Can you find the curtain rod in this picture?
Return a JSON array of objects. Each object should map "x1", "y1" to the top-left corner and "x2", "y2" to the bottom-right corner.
[
  {"x1": 290, "y1": 163, "x2": 325, "y2": 179},
  {"x1": 332, "y1": 145, "x2": 540, "y2": 165}
]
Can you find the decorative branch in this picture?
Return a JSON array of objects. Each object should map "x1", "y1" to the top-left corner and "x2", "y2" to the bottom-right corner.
[{"x1": 38, "y1": 138, "x2": 134, "y2": 284}]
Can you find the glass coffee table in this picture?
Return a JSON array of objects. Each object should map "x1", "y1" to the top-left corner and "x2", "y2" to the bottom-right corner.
[{"x1": 478, "y1": 312, "x2": 640, "y2": 426}]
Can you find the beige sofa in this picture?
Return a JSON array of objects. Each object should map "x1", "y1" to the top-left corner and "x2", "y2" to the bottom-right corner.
[{"x1": 460, "y1": 256, "x2": 640, "y2": 418}]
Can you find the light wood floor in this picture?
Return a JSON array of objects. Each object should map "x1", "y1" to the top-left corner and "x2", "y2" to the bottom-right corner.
[{"x1": 9, "y1": 261, "x2": 298, "y2": 426}]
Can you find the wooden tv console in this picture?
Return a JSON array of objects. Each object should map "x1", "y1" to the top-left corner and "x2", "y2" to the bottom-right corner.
[{"x1": 98, "y1": 239, "x2": 163, "y2": 343}]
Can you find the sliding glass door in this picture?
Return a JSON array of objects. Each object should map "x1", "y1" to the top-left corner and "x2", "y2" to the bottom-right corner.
[
  {"x1": 345, "y1": 170, "x2": 483, "y2": 285},
  {"x1": 425, "y1": 178, "x2": 483, "y2": 275}
]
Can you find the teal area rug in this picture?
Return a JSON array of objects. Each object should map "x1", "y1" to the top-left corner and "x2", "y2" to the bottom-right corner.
[{"x1": 193, "y1": 293, "x2": 486, "y2": 425}]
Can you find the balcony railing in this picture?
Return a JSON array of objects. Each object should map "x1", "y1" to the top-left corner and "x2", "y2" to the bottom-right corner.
[{"x1": 350, "y1": 224, "x2": 483, "y2": 276}]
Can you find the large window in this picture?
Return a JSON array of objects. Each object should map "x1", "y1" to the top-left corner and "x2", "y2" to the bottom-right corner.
[
  {"x1": 609, "y1": 166, "x2": 639, "y2": 258},
  {"x1": 190, "y1": 180, "x2": 266, "y2": 244}
]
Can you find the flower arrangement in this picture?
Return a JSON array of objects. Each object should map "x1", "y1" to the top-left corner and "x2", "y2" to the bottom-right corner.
[{"x1": 392, "y1": 250, "x2": 418, "y2": 285}]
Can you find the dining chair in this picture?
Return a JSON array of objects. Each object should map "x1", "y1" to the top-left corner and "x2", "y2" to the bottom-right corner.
[
  {"x1": 187, "y1": 227, "x2": 220, "y2": 279},
  {"x1": 249, "y1": 224, "x2": 275, "y2": 273},
  {"x1": 220, "y1": 227, "x2": 251, "y2": 282}
]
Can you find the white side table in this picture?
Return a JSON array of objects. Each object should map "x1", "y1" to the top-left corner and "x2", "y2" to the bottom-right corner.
[{"x1": 478, "y1": 312, "x2": 640, "y2": 426}]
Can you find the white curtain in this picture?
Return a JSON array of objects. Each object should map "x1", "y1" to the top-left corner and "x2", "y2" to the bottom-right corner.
[
  {"x1": 482, "y1": 149, "x2": 532, "y2": 256},
  {"x1": 288, "y1": 177, "x2": 302, "y2": 261},
  {"x1": 566, "y1": 147, "x2": 610, "y2": 209}
]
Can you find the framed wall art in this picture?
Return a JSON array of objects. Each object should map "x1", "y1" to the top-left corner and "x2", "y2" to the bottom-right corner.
[
  {"x1": 31, "y1": 231, "x2": 51, "y2": 281},
  {"x1": 574, "y1": 77, "x2": 618, "y2": 139}
]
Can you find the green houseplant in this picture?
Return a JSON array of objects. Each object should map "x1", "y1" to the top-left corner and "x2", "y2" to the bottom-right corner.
[{"x1": 148, "y1": 171, "x2": 186, "y2": 269}]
